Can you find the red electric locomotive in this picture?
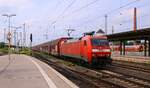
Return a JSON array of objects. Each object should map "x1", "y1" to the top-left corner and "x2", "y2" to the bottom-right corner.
[
  {"x1": 32, "y1": 31, "x2": 112, "y2": 66},
  {"x1": 60, "y1": 35, "x2": 112, "y2": 66}
]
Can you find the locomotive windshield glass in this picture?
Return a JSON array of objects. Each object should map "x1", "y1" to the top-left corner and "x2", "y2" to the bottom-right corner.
[{"x1": 91, "y1": 39, "x2": 109, "y2": 46}]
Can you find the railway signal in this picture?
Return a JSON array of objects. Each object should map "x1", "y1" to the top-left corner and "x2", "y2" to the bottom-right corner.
[
  {"x1": 30, "y1": 33, "x2": 33, "y2": 42},
  {"x1": 30, "y1": 33, "x2": 33, "y2": 55}
]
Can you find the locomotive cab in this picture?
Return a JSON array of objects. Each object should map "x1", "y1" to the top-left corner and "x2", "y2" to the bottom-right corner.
[{"x1": 90, "y1": 36, "x2": 112, "y2": 66}]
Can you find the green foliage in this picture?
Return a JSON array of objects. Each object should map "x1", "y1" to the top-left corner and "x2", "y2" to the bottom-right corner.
[
  {"x1": 0, "y1": 47, "x2": 9, "y2": 54},
  {"x1": 19, "y1": 48, "x2": 31, "y2": 55},
  {"x1": 0, "y1": 42, "x2": 6, "y2": 48}
]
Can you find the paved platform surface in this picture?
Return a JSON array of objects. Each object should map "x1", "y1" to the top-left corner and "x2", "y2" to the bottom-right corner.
[
  {"x1": 112, "y1": 55, "x2": 150, "y2": 64},
  {"x1": 0, "y1": 54, "x2": 78, "y2": 88}
]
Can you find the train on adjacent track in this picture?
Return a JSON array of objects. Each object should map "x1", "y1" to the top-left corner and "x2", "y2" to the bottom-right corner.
[
  {"x1": 32, "y1": 32, "x2": 112, "y2": 66},
  {"x1": 110, "y1": 40, "x2": 144, "y2": 52}
]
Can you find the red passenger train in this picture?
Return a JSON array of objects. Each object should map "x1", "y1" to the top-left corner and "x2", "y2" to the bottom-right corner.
[
  {"x1": 110, "y1": 41, "x2": 143, "y2": 52},
  {"x1": 32, "y1": 34, "x2": 112, "y2": 66}
]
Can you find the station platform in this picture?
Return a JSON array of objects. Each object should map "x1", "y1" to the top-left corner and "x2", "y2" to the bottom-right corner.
[
  {"x1": 0, "y1": 54, "x2": 78, "y2": 88},
  {"x1": 112, "y1": 55, "x2": 150, "y2": 64}
]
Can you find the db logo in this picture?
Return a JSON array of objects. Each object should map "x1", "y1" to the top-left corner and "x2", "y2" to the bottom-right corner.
[{"x1": 7, "y1": 32, "x2": 12, "y2": 41}]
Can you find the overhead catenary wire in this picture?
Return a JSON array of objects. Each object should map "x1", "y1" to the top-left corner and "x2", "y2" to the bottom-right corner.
[
  {"x1": 49, "y1": 0, "x2": 149, "y2": 37},
  {"x1": 53, "y1": 0, "x2": 76, "y2": 23},
  {"x1": 61, "y1": 0, "x2": 100, "y2": 18},
  {"x1": 106, "y1": 0, "x2": 141, "y2": 15},
  {"x1": 71, "y1": 0, "x2": 141, "y2": 28},
  {"x1": 94, "y1": 0, "x2": 141, "y2": 21},
  {"x1": 52, "y1": 0, "x2": 100, "y2": 25},
  {"x1": 45, "y1": 2, "x2": 75, "y2": 40},
  {"x1": 52, "y1": 0, "x2": 140, "y2": 32},
  {"x1": 118, "y1": 14, "x2": 150, "y2": 25},
  {"x1": 60, "y1": 0, "x2": 140, "y2": 21},
  {"x1": 110, "y1": 0, "x2": 150, "y2": 25},
  {"x1": 108, "y1": 2, "x2": 150, "y2": 29}
]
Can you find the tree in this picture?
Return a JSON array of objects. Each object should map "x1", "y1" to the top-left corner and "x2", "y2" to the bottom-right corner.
[{"x1": 0, "y1": 42, "x2": 5, "y2": 48}]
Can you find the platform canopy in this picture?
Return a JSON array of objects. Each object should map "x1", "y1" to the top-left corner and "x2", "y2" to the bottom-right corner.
[{"x1": 107, "y1": 28, "x2": 150, "y2": 41}]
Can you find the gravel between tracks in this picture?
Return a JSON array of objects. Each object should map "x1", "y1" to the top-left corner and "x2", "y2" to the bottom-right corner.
[
  {"x1": 33, "y1": 53, "x2": 117, "y2": 88},
  {"x1": 32, "y1": 52, "x2": 150, "y2": 88}
]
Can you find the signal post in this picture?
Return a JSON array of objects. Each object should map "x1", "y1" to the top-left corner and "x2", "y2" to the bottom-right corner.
[
  {"x1": 30, "y1": 33, "x2": 33, "y2": 56},
  {"x1": 7, "y1": 32, "x2": 12, "y2": 60}
]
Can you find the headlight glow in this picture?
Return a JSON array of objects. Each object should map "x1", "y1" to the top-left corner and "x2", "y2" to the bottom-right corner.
[
  {"x1": 102, "y1": 49, "x2": 111, "y2": 52},
  {"x1": 92, "y1": 49, "x2": 111, "y2": 52},
  {"x1": 92, "y1": 49, "x2": 100, "y2": 52}
]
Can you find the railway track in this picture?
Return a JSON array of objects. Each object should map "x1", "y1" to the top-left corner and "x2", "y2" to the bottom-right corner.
[
  {"x1": 106, "y1": 61, "x2": 150, "y2": 82},
  {"x1": 34, "y1": 53, "x2": 116, "y2": 88},
  {"x1": 103, "y1": 61, "x2": 150, "y2": 88},
  {"x1": 33, "y1": 52, "x2": 150, "y2": 88},
  {"x1": 112, "y1": 61, "x2": 150, "y2": 73},
  {"x1": 98, "y1": 70, "x2": 150, "y2": 88}
]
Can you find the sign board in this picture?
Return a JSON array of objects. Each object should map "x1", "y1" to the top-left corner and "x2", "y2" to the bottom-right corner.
[{"x1": 7, "y1": 32, "x2": 12, "y2": 41}]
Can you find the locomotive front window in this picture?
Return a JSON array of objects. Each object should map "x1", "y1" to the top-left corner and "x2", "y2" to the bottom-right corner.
[{"x1": 92, "y1": 39, "x2": 109, "y2": 46}]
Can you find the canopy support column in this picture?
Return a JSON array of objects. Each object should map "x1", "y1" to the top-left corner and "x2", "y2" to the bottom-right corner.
[{"x1": 144, "y1": 39, "x2": 147, "y2": 56}]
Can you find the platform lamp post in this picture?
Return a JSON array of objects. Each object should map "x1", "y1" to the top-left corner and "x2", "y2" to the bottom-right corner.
[
  {"x1": 2, "y1": 14, "x2": 16, "y2": 32},
  {"x1": 11, "y1": 26, "x2": 22, "y2": 53},
  {"x1": 2, "y1": 14, "x2": 16, "y2": 60},
  {"x1": 3, "y1": 28, "x2": 6, "y2": 43}
]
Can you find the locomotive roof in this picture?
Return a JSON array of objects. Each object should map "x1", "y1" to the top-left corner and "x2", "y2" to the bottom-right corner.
[
  {"x1": 66, "y1": 35, "x2": 108, "y2": 42},
  {"x1": 33, "y1": 37, "x2": 70, "y2": 47},
  {"x1": 66, "y1": 38, "x2": 80, "y2": 43}
]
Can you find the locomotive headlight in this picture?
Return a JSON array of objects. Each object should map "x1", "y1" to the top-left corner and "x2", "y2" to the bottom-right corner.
[
  {"x1": 92, "y1": 49, "x2": 111, "y2": 52},
  {"x1": 102, "y1": 49, "x2": 111, "y2": 52},
  {"x1": 92, "y1": 49, "x2": 100, "y2": 52}
]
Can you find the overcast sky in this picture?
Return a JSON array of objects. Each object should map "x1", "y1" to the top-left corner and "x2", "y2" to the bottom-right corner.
[{"x1": 0, "y1": 0, "x2": 150, "y2": 46}]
